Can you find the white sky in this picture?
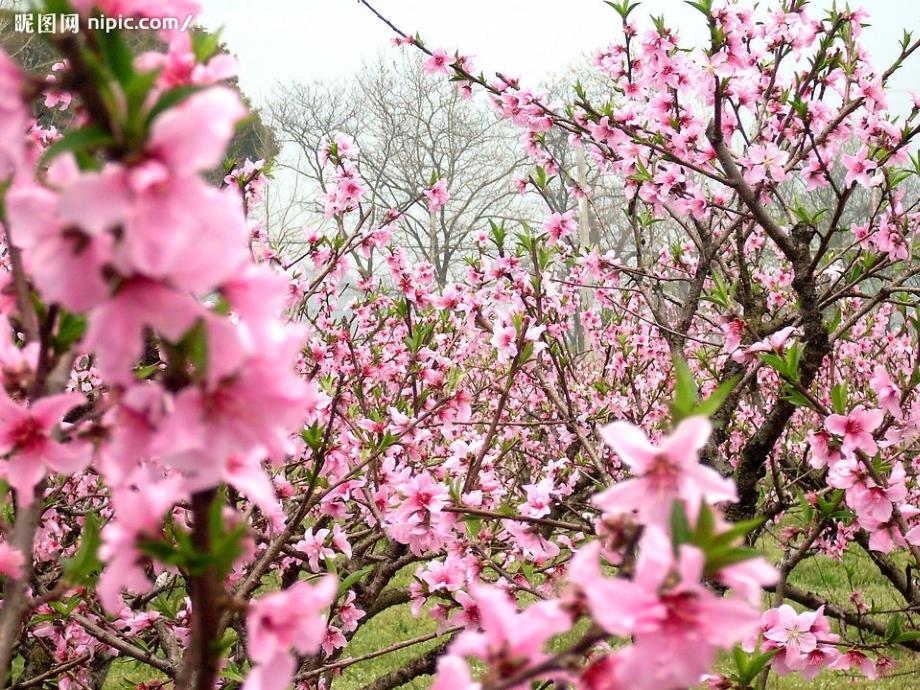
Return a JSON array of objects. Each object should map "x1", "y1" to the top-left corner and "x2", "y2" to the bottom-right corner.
[{"x1": 198, "y1": 0, "x2": 920, "y2": 107}]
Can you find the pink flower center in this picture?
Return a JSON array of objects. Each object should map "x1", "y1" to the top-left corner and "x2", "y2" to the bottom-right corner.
[
  {"x1": 9, "y1": 417, "x2": 44, "y2": 451},
  {"x1": 660, "y1": 591, "x2": 700, "y2": 629},
  {"x1": 647, "y1": 454, "x2": 680, "y2": 494}
]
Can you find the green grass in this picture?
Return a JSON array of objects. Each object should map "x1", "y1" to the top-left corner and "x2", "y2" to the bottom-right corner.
[
  {"x1": 325, "y1": 541, "x2": 920, "y2": 689},
  {"x1": 92, "y1": 541, "x2": 920, "y2": 689},
  {"x1": 757, "y1": 543, "x2": 920, "y2": 689}
]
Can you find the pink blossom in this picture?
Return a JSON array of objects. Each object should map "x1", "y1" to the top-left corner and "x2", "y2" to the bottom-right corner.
[
  {"x1": 594, "y1": 416, "x2": 737, "y2": 526},
  {"x1": 0, "y1": 315, "x2": 38, "y2": 385},
  {"x1": 5, "y1": 180, "x2": 116, "y2": 313},
  {"x1": 424, "y1": 179, "x2": 450, "y2": 212},
  {"x1": 763, "y1": 605, "x2": 821, "y2": 655},
  {"x1": 743, "y1": 143, "x2": 788, "y2": 185},
  {"x1": 759, "y1": 604, "x2": 840, "y2": 677},
  {"x1": 543, "y1": 210, "x2": 577, "y2": 245},
  {"x1": 491, "y1": 322, "x2": 518, "y2": 363},
  {"x1": 575, "y1": 529, "x2": 761, "y2": 690},
  {"x1": 147, "y1": 86, "x2": 246, "y2": 174},
  {"x1": 0, "y1": 542, "x2": 24, "y2": 579},
  {"x1": 421, "y1": 556, "x2": 466, "y2": 593},
  {"x1": 296, "y1": 528, "x2": 335, "y2": 572},
  {"x1": 449, "y1": 583, "x2": 571, "y2": 676},
  {"x1": 732, "y1": 325, "x2": 796, "y2": 364},
  {"x1": 337, "y1": 591, "x2": 365, "y2": 633},
  {"x1": 98, "y1": 475, "x2": 187, "y2": 612},
  {"x1": 321, "y1": 625, "x2": 347, "y2": 656},
  {"x1": 83, "y1": 278, "x2": 203, "y2": 384},
  {"x1": 0, "y1": 392, "x2": 86, "y2": 504},
  {"x1": 431, "y1": 656, "x2": 481, "y2": 690},
  {"x1": 424, "y1": 49, "x2": 452, "y2": 75},
  {"x1": 831, "y1": 650, "x2": 877, "y2": 679},
  {"x1": 720, "y1": 317, "x2": 745, "y2": 354},
  {"x1": 825, "y1": 405, "x2": 885, "y2": 456},
  {"x1": 0, "y1": 51, "x2": 27, "y2": 178},
  {"x1": 808, "y1": 430, "x2": 842, "y2": 469},
  {"x1": 243, "y1": 576, "x2": 337, "y2": 690},
  {"x1": 841, "y1": 146, "x2": 879, "y2": 187}
]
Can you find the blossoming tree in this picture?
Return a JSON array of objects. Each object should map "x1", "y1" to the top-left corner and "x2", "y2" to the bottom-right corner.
[{"x1": 0, "y1": 0, "x2": 919, "y2": 689}]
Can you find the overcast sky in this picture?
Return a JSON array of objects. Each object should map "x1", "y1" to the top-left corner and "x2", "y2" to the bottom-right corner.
[{"x1": 198, "y1": 0, "x2": 920, "y2": 108}]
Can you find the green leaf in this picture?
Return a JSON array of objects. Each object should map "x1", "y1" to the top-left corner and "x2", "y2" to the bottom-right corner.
[
  {"x1": 781, "y1": 384, "x2": 814, "y2": 409},
  {"x1": 63, "y1": 514, "x2": 103, "y2": 585},
  {"x1": 669, "y1": 501, "x2": 692, "y2": 553},
  {"x1": 145, "y1": 85, "x2": 206, "y2": 127},
  {"x1": 605, "y1": 0, "x2": 641, "y2": 19},
  {"x1": 732, "y1": 645, "x2": 748, "y2": 677},
  {"x1": 709, "y1": 516, "x2": 765, "y2": 548},
  {"x1": 337, "y1": 566, "x2": 374, "y2": 599},
  {"x1": 740, "y1": 648, "x2": 782, "y2": 684},
  {"x1": 211, "y1": 524, "x2": 246, "y2": 579},
  {"x1": 137, "y1": 539, "x2": 183, "y2": 566},
  {"x1": 95, "y1": 29, "x2": 135, "y2": 87},
  {"x1": 784, "y1": 343, "x2": 802, "y2": 382},
  {"x1": 533, "y1": 166, "x2": 548, "y2": 189},
  {"x1": 55, "y1": 311, "x2": 86, "y2": 352},
  {"x1": 886, "y1": 613, "x2": 904, "y2": 642},
  {"x1": 695, "y1": 502, "x2": 716, "y2": 542},
  {"x1": 694, "y1": 375, "x2": 741, "y2": 417},
  {"x1": 38, "y1": 126, "x2": 113, "y2": 168},
  {"x1": 831, "y1": 382, "x2": 848, "y2": 415},
  {"x1": 220, "y1": 664, "x2": 246, "y2": 682},
  {"x1": 301, "y1": 423, "x2": 325, "y2": 452},
  {"x1": 685, "y1": 0, "x2": 713, "y2": 16},
  {"x1": 489, "y1": 220, "x2": 506, "y2": 250},
  {"x1": 179, "y1": 319, "x2": 209, "y2": 380},
  {"x1": 134, "y1": 363, "x2": 160, "y2": 380},
  {"x1": 191, "y1": 28, "x2": 223, "y2": 63},
  {"x1": 670, "y1": 356, "x2": 699, "y2": 421},
  {"x1": 758, "y1": 352, "x2": 791, "y2": 380},
  {"x1": 704, "y1": 546, "x2": 761, "y2": 577}
]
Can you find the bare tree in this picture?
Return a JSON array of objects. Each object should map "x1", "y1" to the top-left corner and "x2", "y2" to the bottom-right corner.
[{"x1": 269, "y1": 53, "x2": 530, "y2": 284}]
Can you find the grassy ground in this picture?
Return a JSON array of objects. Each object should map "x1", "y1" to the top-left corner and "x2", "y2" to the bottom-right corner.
[
  {"x1": 96, "y1": 541, "x2": 920, "y2": 689},
  {"x1": 326, "y1": 539, "x2": 920, "y2": 690}
]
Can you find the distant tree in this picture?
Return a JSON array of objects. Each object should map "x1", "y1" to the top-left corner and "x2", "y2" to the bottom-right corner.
[{"x1": 269, "y1": 53, "x2": 529, "y2": 284}]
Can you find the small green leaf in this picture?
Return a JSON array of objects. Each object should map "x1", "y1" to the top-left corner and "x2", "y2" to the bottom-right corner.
[
  {"x1": 55, "y1": 311, "x2": 86, "y2": 352},
  {"x1": 886, "y1": 613, "x2": 904, "y2": 642},
  {"x1": 38, "y1": 126, "x2": 113, "y2": 168},
  {"x1": 301, "y1": 423, "x2": 324, "y2": 452},
  {"x1": 831, "y1": 382, "x2": 848, "y2": 415},
  {"x1": 670, "y1": 356, "x2": 699, "y2": 421},
  {"x1": 694, "y1": 375, "x2": 740, "y2": 417},
  {"x1": 781, "y1": 384, "x2": 814, "y2": 409},
  {"x1": 704, "y1": 546, "x2": 761, "y2": 577},
  {"x1": 338, "y1": 566, "x2": 374, "y2": 599},
  {"x1": 669, "y1": 501, "x2": 693, "y2": 553},
  {"x1": 740, "y1": 648, "x2": 782, "y2": 684},
  {"x1": 191, "y1": 28, "x2": 223, "y2": 63},
  {"x1": 758, "y1": 352, "x2": 791, "y2": 380},
  {"x1": 178, "y1": 319, "x2": 209, "y2": 380},
  {"x1": 732, "y1": 645, "x2": 748, "y2": 677},
  {"x1": 95, "y1": 29, "x2": 135, "y2": 87},
  {"x1": 62, "y1": 513, "x2": 102, "y2": 585},
  {"x1": 145, "y1": 85, "x2": 206, "y2": 127}
]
